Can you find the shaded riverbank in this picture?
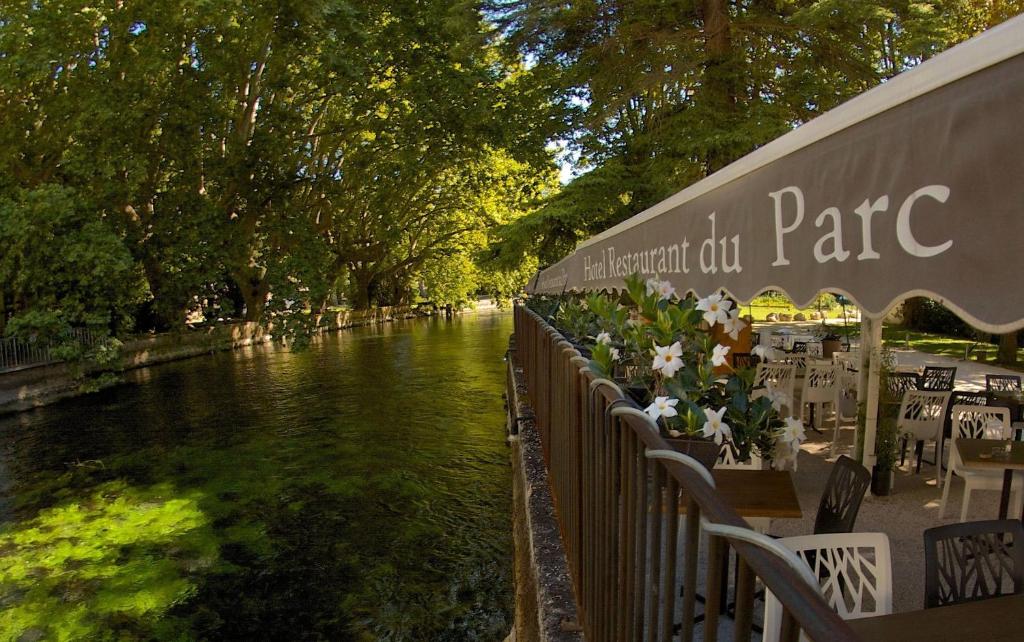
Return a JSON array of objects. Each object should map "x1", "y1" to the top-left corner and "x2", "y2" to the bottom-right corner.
[{"x1": 0, "y1": 312, "x2": 514, "y2": 640}]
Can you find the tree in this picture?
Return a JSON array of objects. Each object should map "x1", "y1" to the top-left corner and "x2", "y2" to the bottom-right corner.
[{"x1": 488, "y1": 0, "x2": 1024, "y2": 266}]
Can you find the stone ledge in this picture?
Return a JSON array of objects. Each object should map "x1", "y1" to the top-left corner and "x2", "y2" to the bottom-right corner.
[{"x1": 507, "y1": 337, "x2": 584, "y2": 642}]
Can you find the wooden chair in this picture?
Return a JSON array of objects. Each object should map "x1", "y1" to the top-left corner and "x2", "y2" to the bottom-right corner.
[
  {"x1": 939, "y1": 405, "x2": 1019, "y2": 521},
  {"x1": 924, "y1": 519, "x2": 1024, "y2": 608},
  {"x1": 897, "y1": 390, "x2": 952, "y2": 485},
  {"x1": 764, "y1": 532, "x2": 894, "y2": 642}
]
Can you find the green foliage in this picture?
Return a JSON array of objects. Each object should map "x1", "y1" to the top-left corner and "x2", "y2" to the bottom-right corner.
[
  {"x1": 545, "y1": 273, "x2": 786, "y2": 462},
  {"x1": 0, "y1": 0, "x2": 556, "y2": 338},
  {"x1": 0, "y1": 186, "x2": 146, "y2": 334},
  {"x1": 489, "y1": 0, "x2": 1022, "y2": 266}
]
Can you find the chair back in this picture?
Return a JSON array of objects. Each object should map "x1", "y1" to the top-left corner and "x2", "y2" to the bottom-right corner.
[
  {"x1": 732, "y1": 352, "x2": 758, "y2": 370},
  {"x1": 986, "y1": 374, "x2": 1022, "y2": 393},
  {"x1": 764, "y1": 532, "x2": 894, "y2": 642},
  {"x1": 717, "y1": 442, "x2": 763, "y2": 469},
  {"x1": 792, "y1": 341, "x2": 808, "y2": 354},
  {"x1": 882, "y1": 371, "x2": 920, "y2": 404},
  {"x1": 802, "y1": 363, "x2": 840, "y2": 404},
  {"x1": 948, "y1": 405, "x2": 1011, "y2": 474},
  {"x1": 943, "y1": 391, "x2": 987, "y2": 439},
  {"x1": 753, "y1": 363, "x2": 796, "y2": 414},
  {"x1": 814, "y1": 455, "x2": 871, "y2": 535},
  {"x1": 924, "y1": 519, "x2": 1024, "y2": 608},
  {"x1": 833, "y1": 351, "x2": 859, "y2": 371},
  {"x1": 920, "y1": 366, "x2": 957, "y2": 391},
  {"x1": 897, "y1": 390, "x2": 952, "y2": 443}
]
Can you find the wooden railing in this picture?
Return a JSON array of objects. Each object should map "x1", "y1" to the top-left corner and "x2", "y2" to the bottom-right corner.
[{"x1": 513, "y1": 305, "x2": 861, "y2": 641}]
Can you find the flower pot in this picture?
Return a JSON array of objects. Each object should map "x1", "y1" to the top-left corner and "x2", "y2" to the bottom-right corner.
[
  {"x1": 663, "y1": 436, "x2": 720, "y2": 471},
  {"x1": 821, "y1": 338, "x2": 842, "y2": 359},
  {"x1": 870, "y1": 465, "x2": 894, "y2": 496}
]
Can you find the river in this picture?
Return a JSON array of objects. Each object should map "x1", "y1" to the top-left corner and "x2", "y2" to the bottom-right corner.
[{"x1": 0, "y1": 312, "x2": 514, "y2": 641}]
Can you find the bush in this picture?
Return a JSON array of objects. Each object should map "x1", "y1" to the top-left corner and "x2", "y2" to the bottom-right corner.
[{"x1": 901, "y1": 297, "x2": 973, "y2": 338}]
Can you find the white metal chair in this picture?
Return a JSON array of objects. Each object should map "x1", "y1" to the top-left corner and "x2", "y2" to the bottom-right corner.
[
  {"x1": 763, "y1": 532, "x2": 894, "y2": 642},
  {"x1": 896, "y1": 389, "x2": 951, "y2": 486},
  {"x1": 752, "y1": 363, "x2": 796, "y2": 416},
  {"x1": 939, "y1": 405, "x2": 1021, "y2": 521},
  {"x1": 801, "y1": 363, "x2": 842, "y2": 453}
]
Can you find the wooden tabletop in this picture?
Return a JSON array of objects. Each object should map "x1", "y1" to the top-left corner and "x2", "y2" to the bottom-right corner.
[
  {"x1": 679, "y1": 469, "x2": 802, "y2": 519},
  {"x1": 956, "y1": 438, "x2": 1024, "y2": 471},
  {"x1": 846, "y1": 595, "x2": 1024, "y2": 641}
]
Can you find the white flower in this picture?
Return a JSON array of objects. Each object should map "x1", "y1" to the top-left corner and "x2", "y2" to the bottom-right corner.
[
  {"x1": 701, "y1": 406, "x2": 732, "y2": 445},
  {"x1": 752, "y1": 344, "x2": 776, "y2": 362},
  {"x1": 580, "y1": 300, "x2": 589, "y2": 310},
  {"x1": 722, "y1": 309, "x2": 746, "y2": 341},
  {"x1": 778, "y1": 416, "x2": 807, "y2": 445},
  {"x1": 645, "y1": 277, "x2": 661, "y2": 295},
  {"x1": 609, "y1": 347, "x2": 620, "y2": 361},
  {"x1": 596, "y1": 332, "x2": 612, "y2": 345},
  {"x1": 656, "y1": 280, "x2": 676, "y2": 301},
  {"x1": 711, "y1": 344, "x2": 730, "y2": 367},
  {"x1": 696, "y1": 293, "x2": 732, "y2": 326},
  {"x1": 652, "y1": 342, "x2": 684, "y2": 378},
  {"x1": 645, "y1": 396, "x2": 679, "y2": 421},
  {"x1": 764, "y1": 385, "x2": 789, "y2": 412}
]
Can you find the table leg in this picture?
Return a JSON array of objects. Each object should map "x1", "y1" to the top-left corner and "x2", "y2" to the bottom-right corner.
[{"x1": 999, "y1": 469, "x2": 1012, "y2": 520}]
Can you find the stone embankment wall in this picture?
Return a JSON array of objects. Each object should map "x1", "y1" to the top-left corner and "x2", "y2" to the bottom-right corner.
[
  {"x1": 505, "y1": 336, "x2": 583, "y2": 642},
  {"x1": 0, "y1": 307, "x2": 418, "y2": 415}
]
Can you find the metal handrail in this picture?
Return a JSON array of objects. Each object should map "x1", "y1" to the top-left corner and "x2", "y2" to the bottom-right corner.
[{"x1": 512, "y1": 303, "x2": 862, "y2": 642}]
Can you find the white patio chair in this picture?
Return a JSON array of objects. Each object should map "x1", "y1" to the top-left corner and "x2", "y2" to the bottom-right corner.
[
  {"x1": 896, "y1": 389, "x2": 951, "y2": 486},
  {"x1": 800, "y1": 363, "x2": 842, "y2": 453},
  {"x1": 763, "y1": 532, "x2": 894, "y2": 642},
  {"x1": 939, "y1": 405, "x2": 1022, "y2": 521},
  {"x1": 752, "y1": 363, "x2": 796, "y2": 416}
]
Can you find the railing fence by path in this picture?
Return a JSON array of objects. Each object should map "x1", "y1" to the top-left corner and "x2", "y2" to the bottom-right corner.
[
  {"x1": 513, "y1": 305, "x2": 861, "y2": 642},
  {"x1": 0, "y1": 328, "x2": 98, "y2": 373}
]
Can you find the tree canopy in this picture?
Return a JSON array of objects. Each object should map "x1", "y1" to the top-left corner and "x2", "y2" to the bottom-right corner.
[
  {"x1": 1, "y1": 1, "x2": 1021, "y2": 339},
  {"x1": 0, "y1": 0, "x2": 555, "y2": 339},
  {"x1": 488, "y1": 0, "x2": 1023, "y2": 264}
]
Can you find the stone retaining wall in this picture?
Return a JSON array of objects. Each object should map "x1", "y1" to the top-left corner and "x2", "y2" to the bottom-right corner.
[
  {"x1": 506, "y1": 336, "x2": 584, "y2": 642},
  {"x1": 0, "y1": 307, "x2": 418, "y2": 415}
]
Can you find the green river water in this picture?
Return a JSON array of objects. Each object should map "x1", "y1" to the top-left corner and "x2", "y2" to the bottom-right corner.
[{"x1": 0, "y1": 312, "x2": 514, "y2": 641}]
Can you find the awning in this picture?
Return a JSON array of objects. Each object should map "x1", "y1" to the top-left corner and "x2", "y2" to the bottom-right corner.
[{"x1": 528, "y1": 14, "x2": 1024, "y2": 335}]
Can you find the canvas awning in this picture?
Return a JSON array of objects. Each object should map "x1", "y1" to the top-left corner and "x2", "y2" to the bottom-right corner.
[{"x1": 528, "y1": 14, "x2": 1024, "y2": 335}]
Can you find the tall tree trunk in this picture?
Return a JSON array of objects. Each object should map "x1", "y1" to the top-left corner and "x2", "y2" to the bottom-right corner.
[
  {"x1": 349, "y1": 266, "x2": 375, "y2": 310},
  {"x1": 998, "y1": 332, "x2": 1018, "y2": 365},
  {"x1": 233, "y1": 267, "x2": 269, "y2": 322},
  {"x1": 700, "y1": 0, "x2": 738, "y2": 174}
]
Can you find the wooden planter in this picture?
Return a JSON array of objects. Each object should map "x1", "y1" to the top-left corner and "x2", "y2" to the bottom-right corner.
[{"x1": 663, "y1": 436, "x2": 720, "y2": 470}]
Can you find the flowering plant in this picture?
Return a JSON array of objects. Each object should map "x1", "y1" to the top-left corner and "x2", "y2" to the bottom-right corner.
[{"x1": 541, "y1": 273, "x2": 803, "y2": 465}]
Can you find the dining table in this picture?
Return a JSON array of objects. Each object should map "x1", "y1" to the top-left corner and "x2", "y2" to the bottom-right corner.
[
  {"x1": 677, "y1": 469, "x2": 803, "y2": 621},
  {"x1": 955, "y1": 438, "x2": 1024, "y2": 522},
  {"x1": 846, "y1": 594, "x2": 1024, "y2": 641}
]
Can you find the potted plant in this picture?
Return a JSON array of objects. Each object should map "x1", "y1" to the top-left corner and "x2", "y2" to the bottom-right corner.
[
  {"x1": 820, "y1": 331, "x2": 843, "y2": 359},
  {"x1": 580, "y1": 274, "x2": 800, "y2": 470},
  {"x1": 871, "y1": 414, "x2": 899, "y2": 495}
]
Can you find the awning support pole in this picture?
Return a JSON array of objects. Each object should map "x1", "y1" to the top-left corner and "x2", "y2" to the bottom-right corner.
[{"x1": 856, "y1": 317, "x2": 883, "y2": 468}]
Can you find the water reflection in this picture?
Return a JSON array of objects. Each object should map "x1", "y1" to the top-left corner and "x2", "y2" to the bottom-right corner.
[{"x1": 0, "y1": 313, "x2": 514, "y2": 640}]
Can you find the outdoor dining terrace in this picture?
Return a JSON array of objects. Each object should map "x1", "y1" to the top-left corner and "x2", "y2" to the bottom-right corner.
[{"x1": 510, "y1": 304, "x2": 1023, "y2": 642}]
